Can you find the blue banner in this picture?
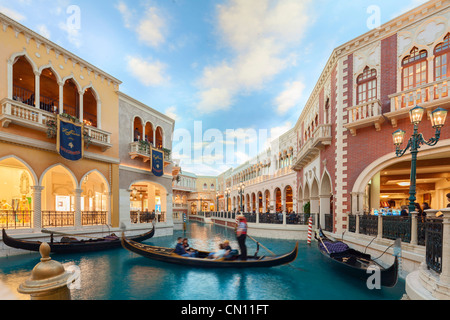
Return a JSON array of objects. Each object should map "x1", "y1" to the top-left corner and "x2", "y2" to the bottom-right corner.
[
  {"x1": 151, "y1": 148, "x2": 164, "y2": 177},
  {"x1": 57, "y1": 116, "x2": 84, "y2": 161}
]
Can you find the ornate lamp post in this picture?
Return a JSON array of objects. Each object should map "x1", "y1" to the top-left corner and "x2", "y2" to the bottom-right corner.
[
  {"x1": 237, "y1": 182, "x2": 245, "y2": 212},
  {"x1": 393, "y1": 106, "x2": 447, "y2": 214},
  {"x1": 225, "y1": 188, "x2": 231, "y2": 211},
  {"x1": 216, "y1": 192, "x2": 220, "y2": 212}
]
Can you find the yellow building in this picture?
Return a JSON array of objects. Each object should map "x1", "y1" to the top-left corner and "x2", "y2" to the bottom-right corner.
[{"x1": 0, "y1": 13, "x2": 122, "y2": 231}]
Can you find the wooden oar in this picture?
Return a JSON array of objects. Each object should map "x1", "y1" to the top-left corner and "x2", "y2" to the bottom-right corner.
[
  {"x1": 318, "y1": 235, "x2": 331, "y2": 255},
  {"x1": 247, "y1": 234, "x2": 277, "y2": 257}
]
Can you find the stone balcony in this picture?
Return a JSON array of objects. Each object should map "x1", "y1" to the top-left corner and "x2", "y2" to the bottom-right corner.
[
  {"x1": 0, "y1": 98, "x2": 112, "y2": 151},
  {"x1": 387, "y1": 79, "x2": 450, "y2": 127},
  {"x1": 129, "y1": 141, "x2": 172, "y2": 167},
  {"x1": 292, "y1": 124, "x2": 332, "y2": 170},
  {"x1": 344, "y1": 99, "x2": 384, "y2": 136}
]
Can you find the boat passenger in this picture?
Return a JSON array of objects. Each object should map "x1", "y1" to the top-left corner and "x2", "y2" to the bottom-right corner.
[
  {"x1": 207, "y1": 244, "x2": 227, "y2": 260},
  {"x1": 175, "y1": 237, "x2": 197, "y2": 258}
]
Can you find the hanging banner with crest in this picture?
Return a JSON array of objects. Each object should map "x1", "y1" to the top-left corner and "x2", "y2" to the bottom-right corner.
[
  {"x1": 151, "y1": 147, "x2": 164, "y2": 177},
  {"x1": 56, "y1": 115, "x2": 84, "y2": 161}
]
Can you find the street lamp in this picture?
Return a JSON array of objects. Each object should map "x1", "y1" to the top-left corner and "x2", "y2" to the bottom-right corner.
[
  {"x1": 216, "y1": 192, "x2": 220, "y2": 212},
  {"x1": 393, "y1": 106, "x2": 447, "y2": 214},
  {"x1": 225, "y1": 188, "x2": 231, "y2": 211},
  {"x1": 237, "y1": 182, "x2": 245, "y2": 212}
]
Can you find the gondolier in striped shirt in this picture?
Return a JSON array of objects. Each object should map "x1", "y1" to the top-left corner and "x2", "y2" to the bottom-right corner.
[{"x1": 236, "y1": 215, "x2": 248, "y2": 261}]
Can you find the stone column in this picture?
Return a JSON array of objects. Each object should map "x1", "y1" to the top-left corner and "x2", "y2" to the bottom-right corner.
[
  {"x1": 119, "y1": 189, "x2": 132, "y2": 229},
  {"x1": 78, "y1": 90, "x2": 84, "y2": 121},
  {"x1": 377, "y1": 214, "x2": 383, "y2": 240},
  {"x1": 31, "y1": 186, "x2": 44, "y2": 231},
  {"x1": 410, "y1": 211, "x2": 419, "y2": 246},
  {"x1": 440, "y1": 208, "x2": 450, "y2": 285},
  {"x1": 355, "y1": 212, "x2": 361, "y2": 235},
  {"x1": 34, "y1": 71, "x2": 40, "y2": 108},
  {"x1": 58, "y1": 82, "x2": 64, "y2": 114},
  {"x1": 74, "y1": 189, "x2": 82, "y2": 229}
]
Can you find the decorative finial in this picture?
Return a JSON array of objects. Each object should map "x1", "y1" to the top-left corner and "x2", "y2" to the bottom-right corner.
[{"x1": 39, "y1": 242, "x2": 51, "y2": 262}]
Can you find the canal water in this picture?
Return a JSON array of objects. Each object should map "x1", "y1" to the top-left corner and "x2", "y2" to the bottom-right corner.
[{"x1": 0, "y1": 222, "x2": 405, "y2": 300}]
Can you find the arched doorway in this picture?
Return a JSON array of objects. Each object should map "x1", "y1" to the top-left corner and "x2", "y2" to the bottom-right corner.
[
  {"x1": 40, "y1": 165, "x2": 77, "y2": 228},
  {"x1": 264, "y1": 190, "x2": 270, "y2": 213},
  {"x1": 13, "y1": 55, "x2": 35, "y2": 107},
  {"x1": 285, "y1": 185, "x2": 293, "y2": 212},
  {"x1": 155, "y1": 126, "x2": 163, "y2": 149},
  {"x1": 257, "y1": 192, "x2": 263, "y2": 213},
  {"x1": 0, "y1": 157, "x2": 36, "y2": 229},
  {"x1": 80, "y1": 170, "x2": 110, "y2": 225},
  {"x1": 63, "y1": 78, "x2": 80, "y2": 118},
  {"x1": 129, "y1": 181, "x2": 167, "y2": 223},
  {"x1": 133, "y1": 117, "x2": 144, "y2": 142},
  {"x1": 320, "y1": 172, "x2": 333, "y2": 228},
  {"x1": 83, "y1": 88, "x2": 98, "y2": 127},
  {"x1": 275, "y1": 188, "x2": 282, "y2": 212},
  {"x1": 39, "y1": 67, "x2": 59, "y2": 113}
]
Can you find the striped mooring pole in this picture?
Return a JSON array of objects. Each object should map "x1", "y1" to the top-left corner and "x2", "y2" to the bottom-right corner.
[{"x1": 307, "y1": 217, "x2": 313, "y2": 245}]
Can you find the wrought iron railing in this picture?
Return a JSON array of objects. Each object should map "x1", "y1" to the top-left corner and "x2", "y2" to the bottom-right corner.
[
  {"x1": 324, "y1": 214, "x2": 333, "y2": 232},
  {"x1": 244, "y1": 213, "x2": 257, "y2": 223},
  {"x1": 426, "y1": 218, "x2": 443, "y2": 274},
  {"x1": 286, "y1": 213, "x2": 313, "y2": 225},
  {"x1": 0, "y1": 210, "x2": 32, "y2": 229},
  {"x1": 348, "y1": 215, "x2": 356, "y2": 233},
  {"x1": 42, "y1": 211, "x2": 75, "y2": 228},
  {"x1": 81, "y1": 211, "x2": 107, "y2": 226},
  {"x1": 359, "y1": 215, "x2": 378, "y2": 236},
  {"x1": 258, "y1": 213, "x2": 282, "y2": 224},
  {"x1": 382, "y1": 216, "x2": 411, "y2": 243}
]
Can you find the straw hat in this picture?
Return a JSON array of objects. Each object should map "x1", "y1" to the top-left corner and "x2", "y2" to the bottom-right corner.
[{"x1": 237, "y1": 215, "x2": 245, "y2": 220}]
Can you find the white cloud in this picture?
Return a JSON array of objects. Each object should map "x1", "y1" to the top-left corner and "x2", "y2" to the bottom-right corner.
[
  {"x1": 274, "y1": 81, "x2": 305, "y2": 115},
  {"x1": 136, "y1": 7, "x2": 166, "y2": 48},
  {"x1": 196, "y1": 0, "x2": 312, "y2": 114},
  {"x1": 58, "y1": 21, "x2": 82, "y2": 48},
  {"x1": 0, "y1": 6, "x2": 26, "y2": 21},
  {"x1": 115, "y1": 1, "x2": 167, "y2": 48},
  {"x1": 126, "y1": 56, "x2": 169, "y2": 87},
  {"x1": 37, "y1": 24, "x2": 51, "y2": 39}
]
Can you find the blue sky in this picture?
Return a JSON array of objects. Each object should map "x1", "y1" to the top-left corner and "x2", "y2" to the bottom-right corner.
[{"x1": 0, "y1": 0, "x2": 426, "y2": 175}]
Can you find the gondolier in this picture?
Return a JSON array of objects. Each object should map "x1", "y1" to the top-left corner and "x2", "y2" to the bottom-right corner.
[{"x1": 236, "y1": 215, "x2": 248, "y2": 261}]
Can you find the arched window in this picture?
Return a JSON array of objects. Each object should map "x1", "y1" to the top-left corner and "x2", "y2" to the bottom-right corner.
[
  {"x1": 357, "y1": 67, "x2": 377, "y2": 104},
  {"x1": 402, "y1": 47, "x2": 428, "y2": 91},
  {"x1": 435, "y1": 33, "x2": 450, "y2": 81},
  {"x1": 203, "y1": 183, "x2": 207, "y2": 190},
  {"x1": 155, "y1": 127, "x2": 163, "y2": 149}
]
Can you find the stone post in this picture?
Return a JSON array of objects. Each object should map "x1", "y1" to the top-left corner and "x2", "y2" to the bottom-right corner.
[
  {"x1": 440, "y1": 208, "x2": 450, "y2": 285},
  {"x1": 355, "y1": 212, "x2": 361, "y2": 235},
  {"x1": 74, "y1": 189, "x2": 82, "y2": 229},
  {"x1": 410, "y1": 211, "x2": 418, "y2": 246},
  {"x1": 377, "y1": 214, "x2": 383, "y2": 240},
  {"x1": 31, "y1": 186, "x2": 44, "y2": 231}
]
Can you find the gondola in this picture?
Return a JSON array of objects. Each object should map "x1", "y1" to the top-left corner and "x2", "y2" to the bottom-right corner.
[
  {"x1": 2, "y1": 226, "x2": 155, "y2": 254},
  {"x1": 121, "y1": 234, "x2": 299, "y2": 268},
  {"x1": 316, "y1": 228, "x2": 399, "y2": 287}
]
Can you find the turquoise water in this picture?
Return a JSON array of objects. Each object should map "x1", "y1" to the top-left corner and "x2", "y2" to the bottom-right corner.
[{"x1": 0, "y1": 222, "x2": 405, "y2": 300}]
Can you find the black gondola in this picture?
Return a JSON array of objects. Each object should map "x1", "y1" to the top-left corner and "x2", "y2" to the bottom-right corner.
[
  {"x1": 2, "y1": 226, "x2": 155, "y2": 254},
  {"x1": 121, "y1": 234, "x2": 299, "y2": 268},
  {"x1": 316, "y1": 229, "x2": 399, "y2": 287}
]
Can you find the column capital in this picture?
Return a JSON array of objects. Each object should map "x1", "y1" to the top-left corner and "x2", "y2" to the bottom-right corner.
[{"x1": 31, "y1": 186, "x2": 45, "y2": 192}]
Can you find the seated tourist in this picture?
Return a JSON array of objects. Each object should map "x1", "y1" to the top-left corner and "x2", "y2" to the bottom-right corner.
[{"x1": 174, "y1": 237, "x2": 197, "y2": 258}]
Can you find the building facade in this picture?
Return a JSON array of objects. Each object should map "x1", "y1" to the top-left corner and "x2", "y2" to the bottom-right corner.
[
  {"x1": 0, "y1": 12, "x2": 175, "y2": 241},
  {"x1": 292, "y1": 0, "x2": 450, "y2": 234}
]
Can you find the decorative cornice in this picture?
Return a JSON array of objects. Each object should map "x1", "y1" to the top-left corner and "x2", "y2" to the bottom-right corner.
[{"x1": 0, "y1": 12, "x2": 122, "y2": 87}]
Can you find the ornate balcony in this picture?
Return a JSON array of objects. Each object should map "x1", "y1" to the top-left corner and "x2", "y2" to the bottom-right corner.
[
  {"x1": 344, "y1": 99, "x2": 384, "y2": 136},
  {"x1": 129, "y1": 141, "x2": 172, "y2": 167},
  {"x1": 292, "y1": 124, "x2": 332, "y2": 170},
  {"x1": 0, "y1": 98, "x2": 112, "y2": 151},
  {"x1": 387, "y1": 79, "x2": 450, "y2": 127}
]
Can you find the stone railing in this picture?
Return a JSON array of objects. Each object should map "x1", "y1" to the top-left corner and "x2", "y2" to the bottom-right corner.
[{"x1": 0, "y1": 98, "x2": 112, "y2": 150}]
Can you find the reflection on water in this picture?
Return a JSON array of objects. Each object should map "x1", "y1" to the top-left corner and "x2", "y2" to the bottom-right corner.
[{"x1": 0, "y1": 222, "x2": 406, "y2": 300}]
